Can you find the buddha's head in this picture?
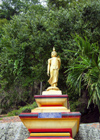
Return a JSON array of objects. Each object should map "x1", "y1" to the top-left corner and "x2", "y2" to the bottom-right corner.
[{"x1": 51, "y1": 47, "x2": 57, "y2": 57}]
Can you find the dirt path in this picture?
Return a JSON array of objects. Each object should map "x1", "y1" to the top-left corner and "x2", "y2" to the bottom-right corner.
[{"x1": 0, "y1": 116, "x2": 21, "y2": 123}]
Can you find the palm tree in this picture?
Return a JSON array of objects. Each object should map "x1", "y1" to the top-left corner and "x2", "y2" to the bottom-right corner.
[{"x1": 66, "y1": 34, "x2": 100, "y2": 110}]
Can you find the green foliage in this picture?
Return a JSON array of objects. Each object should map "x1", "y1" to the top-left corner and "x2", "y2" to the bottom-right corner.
[
  {"x1": 7, "y1": 102, "x2": 37, "y2": 116},
  {"x1": 47, "y1": 0, "x2": 72, "y2": 9},
  {"x1": 66, "y1": 35, "x2": 100, "y2": 109},
  {"x1": 0, "y1": 84, "x2": 32, "y2": 111},
  {"x1": 47, "y1": 0, "x2": 91, "y2": 9},
  {"x1": 1, "y1": 0, "x2": 100, "y2": 112},
  {"x1": 81, "y1": 1, "x2": 100, "y2": 44},
  {"x1": 0, "y1": 0, "x2": 40, "y2": 20},
  {"x1": 69, "y1": 100, "x2": 81, "y2": 112},
  {"x1": 0, "y1": 18, "x2": 8, "y2": 37},
  {"x1": 0, "y1": 6, "x2": 80, "y2": 111},
  {"x1": 0, "y1": 7, "x2": 80, "y2": 92}
]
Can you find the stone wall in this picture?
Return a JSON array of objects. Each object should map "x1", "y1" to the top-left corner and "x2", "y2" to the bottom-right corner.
[
  {"x1": 0, "y1": 122, "x2": 29, "y2": 140},
  {"x1": 0, "y1": 122, "x2": 100, "y2": 140},
  {"x1": 75, "y1": 123, "x2": 100, "y2": 140}
]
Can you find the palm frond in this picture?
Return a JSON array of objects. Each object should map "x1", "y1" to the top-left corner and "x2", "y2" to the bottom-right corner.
[{"x1": 66, "y1": 35, "x2": 100, "y2": 109}]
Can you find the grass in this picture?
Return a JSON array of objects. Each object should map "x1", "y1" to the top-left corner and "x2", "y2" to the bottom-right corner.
[{"x1": 7, "y1": 101, "x2": 37, "y2": 116}]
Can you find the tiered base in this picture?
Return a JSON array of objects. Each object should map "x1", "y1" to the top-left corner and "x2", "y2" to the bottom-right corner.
[{"x1": 19, "y1": 94, "x2": 81, "y2": 140}]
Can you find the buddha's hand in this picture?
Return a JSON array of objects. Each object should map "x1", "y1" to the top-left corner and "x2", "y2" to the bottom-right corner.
[{"x1": 47, "y1": 71, "x2": 49, "y2": 76}]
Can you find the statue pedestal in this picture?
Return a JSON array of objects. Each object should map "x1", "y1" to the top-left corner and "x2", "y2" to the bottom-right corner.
[
  {"x1": 19, "y1": 93, "x2": 81, "y2": 140},
  {"x1": 46, "y1": 86, "x2": 60, "y2": 91},
  {"x1": 42, "y1": 90, "x2": 62, "y2": 95}
]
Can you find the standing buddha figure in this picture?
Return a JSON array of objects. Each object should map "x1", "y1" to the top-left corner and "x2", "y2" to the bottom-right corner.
[{"x1": 47, "y1": 47, "x2": 61, "y2": 91}]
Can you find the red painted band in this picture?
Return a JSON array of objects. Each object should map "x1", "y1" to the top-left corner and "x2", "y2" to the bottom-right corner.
[{"x1": 27, "y1": 137, "x2": 72, "y2": 139}]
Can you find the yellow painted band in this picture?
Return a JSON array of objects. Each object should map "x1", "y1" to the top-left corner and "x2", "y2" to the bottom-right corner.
[{"x1": 30, "y1": 132, "x2": 70, "y2": 137}]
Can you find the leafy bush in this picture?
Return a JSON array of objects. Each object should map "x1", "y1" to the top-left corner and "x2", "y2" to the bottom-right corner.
[
  {"x1": 66, "y1": 35, "x2": 100, "y2": 109},
  {"x1": 7, "y1": 102, "x2": 37, "y2": 116}
]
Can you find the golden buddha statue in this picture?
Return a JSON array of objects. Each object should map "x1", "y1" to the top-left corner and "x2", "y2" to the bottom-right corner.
[{"x1": 47, "y1": 47, "x2": 61, "y2": 91}]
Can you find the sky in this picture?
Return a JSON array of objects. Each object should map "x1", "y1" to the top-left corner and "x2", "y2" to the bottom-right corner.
[{"x1": 40, "y1": 0, "x2": 47, "y2": 6}]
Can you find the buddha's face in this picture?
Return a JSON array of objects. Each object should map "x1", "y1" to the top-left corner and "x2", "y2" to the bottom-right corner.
[{"x1": 51, "y1": 52, "x2": 57, "y2": 57}]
